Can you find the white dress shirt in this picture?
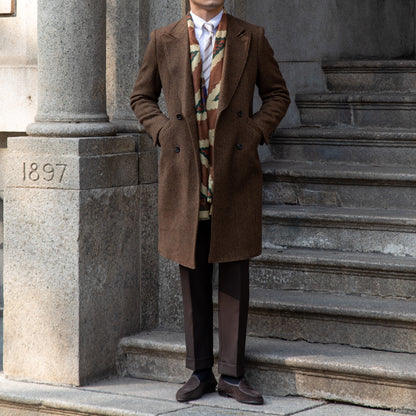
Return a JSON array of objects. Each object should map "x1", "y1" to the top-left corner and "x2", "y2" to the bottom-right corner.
[{"x1": 190, "y1": 9, "x2": 223, "y2": 88}]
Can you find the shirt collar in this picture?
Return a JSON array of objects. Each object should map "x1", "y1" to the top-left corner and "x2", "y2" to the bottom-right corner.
[{"x1": 190, "y1": 9, "x2": 223, "y2": 31}]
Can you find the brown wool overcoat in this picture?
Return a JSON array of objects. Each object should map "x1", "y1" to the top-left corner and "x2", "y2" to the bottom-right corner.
[{"x1": 130, "y1": 14, "x2": 290, "y2": 269}]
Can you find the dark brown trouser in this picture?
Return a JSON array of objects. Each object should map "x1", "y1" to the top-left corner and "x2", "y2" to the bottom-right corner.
[{"x1": 179, "y1": 220, "x2": 249, "y2": 377}]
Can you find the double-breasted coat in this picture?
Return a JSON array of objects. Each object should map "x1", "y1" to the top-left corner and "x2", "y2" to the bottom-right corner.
[{"x1": 130, "y1": 14, "x2": 290, "y2": 269}]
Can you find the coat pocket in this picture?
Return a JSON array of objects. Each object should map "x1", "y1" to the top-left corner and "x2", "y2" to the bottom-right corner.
[
  {"x1": 158, "y1": 119, "x2": 172, "y2": 145},
  {"x1": 246, "y1": 118, "x2": 263, "y2": 144}
]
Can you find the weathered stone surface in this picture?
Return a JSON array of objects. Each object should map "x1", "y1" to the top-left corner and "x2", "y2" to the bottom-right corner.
[
  {"x1": 297, "y1": 93, "x2": 416, "y2": 128},
  {"x1": 106, "y1": 0, "x2": 141, "y2": 132},
  {"x1": 4, "y1": 185, "x2": 141, "y2": 385},
  {"x1": 86, "y1": 376, "x2": 324, "y2": 415},
  {"x1": 0, "y1": 375, "x2": 186, "y2": 416},
  {"x1": 149, "y1": 0, "x2": 182, "y2": 32},
  {"x1": 250, "y1": 248, "x2": 416, "y2": 299},
  {"x1": 118, "y1": 330, "x2": 188, "y2": 382},
  {"x1": 0, "y1": 374, "x2": 406, "y2": 416},
  {"x1": 78, "y1": 186, "x2": 141, "y2": 382},
  {"x1": 262, "y1": 205, "x2": 416, "y2": 257},
  {"x1": 138, "y1": 133, "x2": 159, "y2": 185},
  {"x1": 34, "y1": 0, "x2": 107, "y2": 124},
  {"x1": 272, "y1": 127, "x2": 416, "y2": 167},
  {"x1": 7, "y1": 136, "x2": 138, "y2": 190},
  {"x1": 118, "y1": 329, "x2": 416, "y2": 411},
  {"x1": 138, "y1": 184, "x2": 159, "y2": 330},
  {"x1": 323, "y1": 60, "x2": 416, "y2": 93},
  {"x1": 217, "y1": 288, "x2": 416, "y2": 353},
  {"x1": 298, "y1": 404, "x2": 406, "y2": 416},
  {"x1": 4, "y1": 187, "x2": 82, "y2": 385},
  {"x1": 8, "y1": 135, "x2": 135, "y2": 156},
  {"x1": 262, "y1": 160, "x2": 416, "y2": 210},
  {"x1": 158, "y1": 257, "x2": 183, "y2": 330}
]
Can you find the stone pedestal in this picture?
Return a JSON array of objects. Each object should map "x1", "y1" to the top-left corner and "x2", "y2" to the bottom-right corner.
[
  {"x1": 3, "y1": 136, "x2": 140, "y2": 386},
  {"x1": 2, "y1": 0, "x2": 143, "y2": 386}
]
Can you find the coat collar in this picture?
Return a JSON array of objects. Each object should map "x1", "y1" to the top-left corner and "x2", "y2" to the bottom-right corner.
[
  {"x1": 161, "y1": 14, "x2": 251, "y2": 117},
  {"x1": 218, "y1": 15, "x2": 251, "y2": 114},
  {"x1": 161, "y1": 16, "x2": 195, "y2": 118}
]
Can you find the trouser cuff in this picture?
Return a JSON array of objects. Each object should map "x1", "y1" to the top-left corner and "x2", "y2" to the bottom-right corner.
[
  {"x1": 218, "y1": 360, "x2": 245, "y2": 378},
  {"x1": 186, "y1": 355, "x2": 214, "y2": 371}
]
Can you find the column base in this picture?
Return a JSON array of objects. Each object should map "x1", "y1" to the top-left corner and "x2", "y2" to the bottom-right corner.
[{"x1": 27, "y1": 121, "x2": 118, "y2": 138}]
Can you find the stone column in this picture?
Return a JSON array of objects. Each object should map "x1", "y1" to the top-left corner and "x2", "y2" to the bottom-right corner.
[
  {"x1": 27, "y1": 0, "x2": 116, "y2": 138},
  {"x1": 4, "y1": 0, "x2": 141, "y2": 386}
]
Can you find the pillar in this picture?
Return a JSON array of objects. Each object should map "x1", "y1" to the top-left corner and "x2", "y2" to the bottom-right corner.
[{"x1": 3, "y1": 0, "x2": 141, "y2": 386}]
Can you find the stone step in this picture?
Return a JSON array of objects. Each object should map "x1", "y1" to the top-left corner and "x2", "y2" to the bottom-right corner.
[
  {"x1": 296, "y1": 93, "x2": 416, "y2": 128},
  {"x1": 214, "y1": 288, "x2": 416, "y2": 353},
  {"x1": 118, "y1": 329, "x2": 416, "y2": 411},
  {"x1": 2, "y1": 375, "x2": 409, "y2": 416},
  {"x1": 322, "y1": 60, "x2": 416, "y2": 93},
  {"x1": 262, "y1": 205, "x2": 416, "y2": 257},
  {"x1": 262, "y1": 160, "x2": 416, "y2": 209},
  {"x1": 250, "y1": 247, "x2": 416, "y2": 299},
  {"x1": 272, "y1": 126, "x2": 416, "y2": 167}
]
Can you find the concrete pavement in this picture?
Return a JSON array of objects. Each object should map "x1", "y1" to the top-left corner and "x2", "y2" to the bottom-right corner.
[{"x1": 0, "y1": 375, "x2": 413, "y2": 416}]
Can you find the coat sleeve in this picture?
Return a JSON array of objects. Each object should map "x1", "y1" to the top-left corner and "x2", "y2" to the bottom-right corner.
[
  {"x1": 251, "y1": 27, "x2": 291, "y2": 145},
  {"x1": 130, "y1": 30, "x2": 169, "y2": 146}
]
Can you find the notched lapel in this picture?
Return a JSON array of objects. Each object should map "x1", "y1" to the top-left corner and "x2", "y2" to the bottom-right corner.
[
  {"x1": 218, "y1": 17, "x2": 251, "y2": 114},
  {"x1": 161, "y1": 17, "x2": 196, "y2": 119}
]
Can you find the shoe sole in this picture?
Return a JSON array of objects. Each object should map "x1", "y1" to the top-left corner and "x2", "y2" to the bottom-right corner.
[{"x1": 218, "y1": 389, "x2": 264, "y2": 405}]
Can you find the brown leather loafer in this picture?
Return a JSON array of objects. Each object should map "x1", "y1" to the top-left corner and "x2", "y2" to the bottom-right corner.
[
  {"x1": 218, "y1": 376, "x2": 264, "y2": 405},
  {"x1": 176, "y1": 374, "x2": 217, "y2": 402}
]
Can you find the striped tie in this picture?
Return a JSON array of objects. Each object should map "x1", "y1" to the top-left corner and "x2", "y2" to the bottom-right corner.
[{"x1": 202, "y1": 22, "x2": 214, "y2": 89}]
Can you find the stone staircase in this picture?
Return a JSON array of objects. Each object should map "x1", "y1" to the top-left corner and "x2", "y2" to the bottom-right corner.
[{"x1": 117, "y1": 61, "x2": 416, "y2": 413}]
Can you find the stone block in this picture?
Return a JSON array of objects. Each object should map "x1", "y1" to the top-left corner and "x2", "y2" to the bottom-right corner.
[
  {"x1": 297, "y1": 93, "x2": 416, "y2": 128},
  {"x1": 262, "y1": 205, "x2": 416, "y2": 257},
  {"x1": 241, "y1": 288, "x2": 416, "y2": 353},
  {"x1": 272, "y1": 127, "x2": 416, "y2": 167},
  {"x1": 324, "y1": 60, "x2": 416, "y2": 93},
  {"x1": 250, "y1": 248, "x2": 416, "y2": 300},
  {"x1": 4, "y1": 185, "x2": 141, "y2": 385},
  {"x1": 158, "y1": 256, "x2": 183, "y2": 330},
  {"x1": 138, "y1": 184, "x2": 159, "y2": 330},
  {"x1": 4, "y1": 187, "x2": 83, "y2": 385},
  {"x1": 139, "y1": 151, "x2": 158, "y2": 185},
  {"x1": 262, "y1": 160, "x2": 416, "y2": 210},
  {"x1": 4, "y1": 135, "x2": 142, "y2": 385},
  {"x1": 7, "y1": 136, "x2": 138, "y2": 190}
]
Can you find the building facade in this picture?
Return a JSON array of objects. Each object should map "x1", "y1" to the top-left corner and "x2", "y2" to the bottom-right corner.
[{"x1": 2, "y1": 0, "x2": 416, "y2": 411}]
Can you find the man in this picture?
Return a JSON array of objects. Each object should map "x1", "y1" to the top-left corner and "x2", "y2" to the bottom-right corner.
[{"x1": 130, "y1": 0, "x2": 290, "y2": 405}]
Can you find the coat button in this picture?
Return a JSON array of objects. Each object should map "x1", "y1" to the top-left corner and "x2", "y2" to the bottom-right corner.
[
  {"x1": 237, "y1": 111, "x2": 243, "y2": 118},
  {"x1": 176, "y1": 114, "x2": 184, "y2": 120},
  {"x1": 236, "y1": 144, "x2": 243, "y2": 150},
  {"x1": 175, "y1": 146, "x2": 180, "y2": 153}
]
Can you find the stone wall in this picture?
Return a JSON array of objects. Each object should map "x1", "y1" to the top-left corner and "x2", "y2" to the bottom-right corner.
[
  {"x1": 0, "y1": 1, "x2": 37, "y2": 132},
  {"x1": 245, "y1": 0, "x2": 416, "y2": 127}
]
